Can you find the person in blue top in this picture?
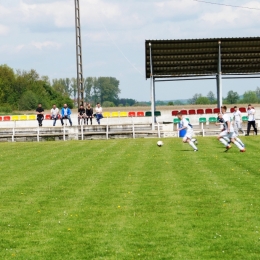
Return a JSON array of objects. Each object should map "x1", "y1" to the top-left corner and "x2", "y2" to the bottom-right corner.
[{"x1": 60, "y1": 103, "x2": 72, "y2": 126}]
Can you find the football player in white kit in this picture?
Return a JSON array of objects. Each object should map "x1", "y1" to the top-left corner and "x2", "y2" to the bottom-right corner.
[
  {"x1": 216, "y1": 113, "x2": 245, "y2": 149},
  {"x1": 233, "y1": 106, "x2": 245, "y2": 135},
  {"x1": 177, "y1": 112, "x2": 198, "y2": 152},
  {"x1": 218, "y1": 106, "x2": 246, "y2": 152}
]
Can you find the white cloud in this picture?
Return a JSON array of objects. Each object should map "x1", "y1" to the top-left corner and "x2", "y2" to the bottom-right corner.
[
  {"x1": 15, "y1": 45, "x2": 25, "y2": 52},
  {"x1": 0, "y1": 24, "x2": 9, "y2": 35},
  {"x1": 1, "y1": 0, "x2": 260, "y2": 100},
  {"x1": 31, "y1": 41, "x2": 61, "y2": 50}
]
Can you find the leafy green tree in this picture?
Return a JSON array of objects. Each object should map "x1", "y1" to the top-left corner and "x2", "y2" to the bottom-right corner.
[
  {"x1": 195, "y1": 96, "x2": 210, "y2": 105},
  {"x1": 70, "y1": 78, "x2": 78, "y2": 105},
  {"x1": 189, "y1": 93, "x2": 202, "y2": 104},
  {"x1": 167, "y1": 101, "x2": 174, "y2": 106},
  {"x1": 84, "y1": 77, "x2": 94, "y2": 103},
  {"x1": 207, "y1": 91, "x2": 216, "y2": 104},
  {"x1": 255, "y1": 87, "x2": 260, "y2": 103},
  {"x1": 242, "y1": 90, "x2": 258, "y2": 104},
  {"x1": 226, "y1": 90, "x2": 240, "y2": 104},
  {"x1": 18, "y1": 90, "x2": 39, "y2": 110},
  {"x1": 0, "y1": 65, "x2": 16, "y2": 104},
  {"x1": 98, "y1": 77, "x2": 120, "y2": 105}
]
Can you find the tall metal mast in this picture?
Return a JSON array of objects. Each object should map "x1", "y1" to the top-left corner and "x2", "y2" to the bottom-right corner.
[{"x1": 74, "y1": 0, "x2": 84, "y2": 106}]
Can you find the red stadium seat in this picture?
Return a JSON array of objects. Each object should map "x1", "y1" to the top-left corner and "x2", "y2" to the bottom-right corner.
[
  {"x1": 213, "y1": 108, "x2": 220, "y2": 113},
  {"x1": 230, "y1": 107, "x2": 235, "y2": 113},
  {"x1": 239, "y1": 107, "x2": 247, "y2": 113},
  {"x1": 188, "y1": 109, "x2": 196, "y2": 115},
  {"x1": 137, "y1": 111, "x2": 144, "y2": 117},
  {"x1": 3, "y1": 116, "x2": 11, "y2": 121},
  {"x1": 45, "y1": 114, "x2": 51, "y2": 120},
  {"x1": 128, "y1": 111, "x2": 136, "y2": 117},
  {"x1": 205, "y1": 108, "x2": 213, "y2": 114},
  {"x1": 0, "y1": 116, "x2": 2, "y2": 121},
  {"x1": 180, "y1": 110, "x2": 188, "y2": 115},
  {"x1": 171, "y1": 110, "x2": 179, "y2": 116},
  {"x1": 196, "y1": 109, "x2": 204, "y2": 114}
]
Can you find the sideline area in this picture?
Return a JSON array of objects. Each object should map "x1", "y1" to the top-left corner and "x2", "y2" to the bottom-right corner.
[{"x1": 0, "y1": 105, "x2": 258, "y2": 142}]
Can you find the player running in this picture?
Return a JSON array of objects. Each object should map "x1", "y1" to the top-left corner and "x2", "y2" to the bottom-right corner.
[
  {"x1": 233, "y1": 106, "x2": 245, "y2": 135},
  {"x1": 216, "y1": 113, "x2": 245, "y2": 149},
  {"x1": 217, "y1": 106, "x2": 246, "y2": 152},
  {"x1": 176, "y1": 112, "x2": 198, "y2": 152}
]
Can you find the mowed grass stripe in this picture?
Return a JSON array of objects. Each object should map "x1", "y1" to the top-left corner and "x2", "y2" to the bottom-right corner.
[
  {"x1": 1, "y1": 137, "x2": 260, "y2": 259},
  {"x1": 163, "y1": 137, "x2": 260, "y2": 258}
]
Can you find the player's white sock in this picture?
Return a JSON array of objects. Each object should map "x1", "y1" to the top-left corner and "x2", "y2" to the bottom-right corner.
[
  {"x1": 189, "y1": 141, "x2": 197, "y2": 150},
  {"x1": 224, "y1": 137, "x2": 230, "y2": 143},
  {"x1": 234, "y1": 140, "x2": 243, "y2": 150},
  {"x1": 236, "y1": 137, "x2": 244, "y2": 147},
  {"x1": 219, "y1": 138, "x2": 228, "y2": 147}
]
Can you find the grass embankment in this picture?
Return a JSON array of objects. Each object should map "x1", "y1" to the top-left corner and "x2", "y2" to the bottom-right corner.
[{"x1": 1, "y1": 137, "x2": 260, "y2": 259}]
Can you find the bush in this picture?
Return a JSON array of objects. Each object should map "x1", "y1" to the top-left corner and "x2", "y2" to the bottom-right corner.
[
  {"x1": 103, "y1": 101, "x2": 115, "y2": 107},
  {"x1": 0, "y1": 104, "x2": 12, "y2": 113}
]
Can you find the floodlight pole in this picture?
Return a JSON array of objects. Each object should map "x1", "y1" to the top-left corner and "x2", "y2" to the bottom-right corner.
[
  {"x1": 74, "y1": 0, "x2": 84, "y2": 107},
  {"x1": 149, "y1": 43, "x2": 156, "y2": 130},
  {"x1": 216, "y1": 41, "x2": 223, "y2": 108}
]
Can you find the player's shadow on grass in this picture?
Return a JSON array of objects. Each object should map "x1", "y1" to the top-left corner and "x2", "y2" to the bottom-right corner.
[{"x1": 179, "y1": 149, "x2": 195, "y2": 152}]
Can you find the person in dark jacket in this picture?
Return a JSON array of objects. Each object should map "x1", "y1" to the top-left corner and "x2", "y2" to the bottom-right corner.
[
  {"x1": 36, "y1": 103, "x2": 44, "y2": 127},
  {"x1": 78, "y1": 105, "x2": 85, "y2": 125},
  {"x1": 85, "y1": 103, "x2": 94, "y2": 125}
]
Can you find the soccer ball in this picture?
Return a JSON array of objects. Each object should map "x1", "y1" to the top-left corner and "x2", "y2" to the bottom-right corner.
[{"x1": 157, "y1": 140, "x2": 163, "y2": 147}]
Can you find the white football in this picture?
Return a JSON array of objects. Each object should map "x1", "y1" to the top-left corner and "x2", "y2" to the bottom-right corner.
[{"x1": 157, "y1": 140, "x2": 163, "y2": 147}]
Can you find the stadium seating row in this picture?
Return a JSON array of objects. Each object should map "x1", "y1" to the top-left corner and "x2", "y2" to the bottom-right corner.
[
  {"x1": 172, "y1": 107, "x2": 247, "y2": 116},
  {"x1": 102, "y1": 111, "x2": 162, "y2": 117},
  {"x1": 0, "y1": 115, "x2": 37, "y2": 121},
  {"x1": 0, "y1": 107, "x2": 248, "y2": 121},
  {"x1": 173, "y1": 116, "x2": 249, "y2": 124},
  {"x1": 0, "y1": 111, "x2": 162, "y2": 121}
]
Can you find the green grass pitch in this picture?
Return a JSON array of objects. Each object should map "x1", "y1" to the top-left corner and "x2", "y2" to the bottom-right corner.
[{"x1": 1, "y1": 136, "x2": 260, "y2": 259}]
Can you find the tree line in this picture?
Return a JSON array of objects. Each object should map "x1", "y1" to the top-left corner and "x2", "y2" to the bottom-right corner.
[
  {"x1": 0, "y1": 65, "x2": 137, "y2": 112},
  {"x1": 155, "y1": 88, "x2": 260, "y2": 106}
]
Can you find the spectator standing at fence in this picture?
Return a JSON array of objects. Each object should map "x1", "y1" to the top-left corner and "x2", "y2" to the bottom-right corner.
[
  {"x1": 245, "y1": 104, "x2": 257, "y2": 136},
  {"x1": 50, "y1": 104, "x2": 60, "y2": 126},
  {"x1": 78, "y1": 105, "x2": 85, "y2": 125},
  {"x1": 85, "y1": 103, "x2": 94, "y2": 125},
  {"x1": 60, "y1": 104, "x2": 72, "y2": 126},
  {"x1": 36, "y1": 103, "x2": 44, "y2": 127},
  {"x1": 95, "y1": 103, "x2": 103, "y2": 125},
  {"x1": 233, "y1": 106, "x2": 244, "y2": 135}
]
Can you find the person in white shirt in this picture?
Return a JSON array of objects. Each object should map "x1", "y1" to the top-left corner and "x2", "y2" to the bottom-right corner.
[
  {"x1": 218, "y1": 106, "x2": 245, "y2": 152},
  {"x1": 177, "y1": 112, "x2": 198, "y2": 152},
  {"x1": 50, "y1": 104, "x2": 60, "y2": 126},
  {"x1": 245, "y1": 104, "x2": 257, "y2": 136},
  {"x1": 95, "y1": 103, "x2": 103, "y2": 125},
  {"x1": 233, "y1": 106, "x2": 244, "y2": 135},
  {"x1": 216, "y1": 113, "x2": 245, "y2": 149}
]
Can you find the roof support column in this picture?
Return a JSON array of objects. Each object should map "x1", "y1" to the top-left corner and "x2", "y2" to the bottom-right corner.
[
  {"x1": 216, "y1": 41, "x2": 222, "y2": 108},
  {"x1": 149, "y1": 43, "x2": 156, "y2": 130}
]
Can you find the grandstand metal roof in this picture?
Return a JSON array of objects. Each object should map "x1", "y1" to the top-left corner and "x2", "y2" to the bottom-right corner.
[{"x1": 145, "y1": 37, "x2": 260, "y2": 79}]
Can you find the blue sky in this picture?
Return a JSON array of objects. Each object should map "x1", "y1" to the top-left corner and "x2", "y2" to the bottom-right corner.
[{"x1": 1, "y1": 0, "x2": 260, "y2": 101}]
